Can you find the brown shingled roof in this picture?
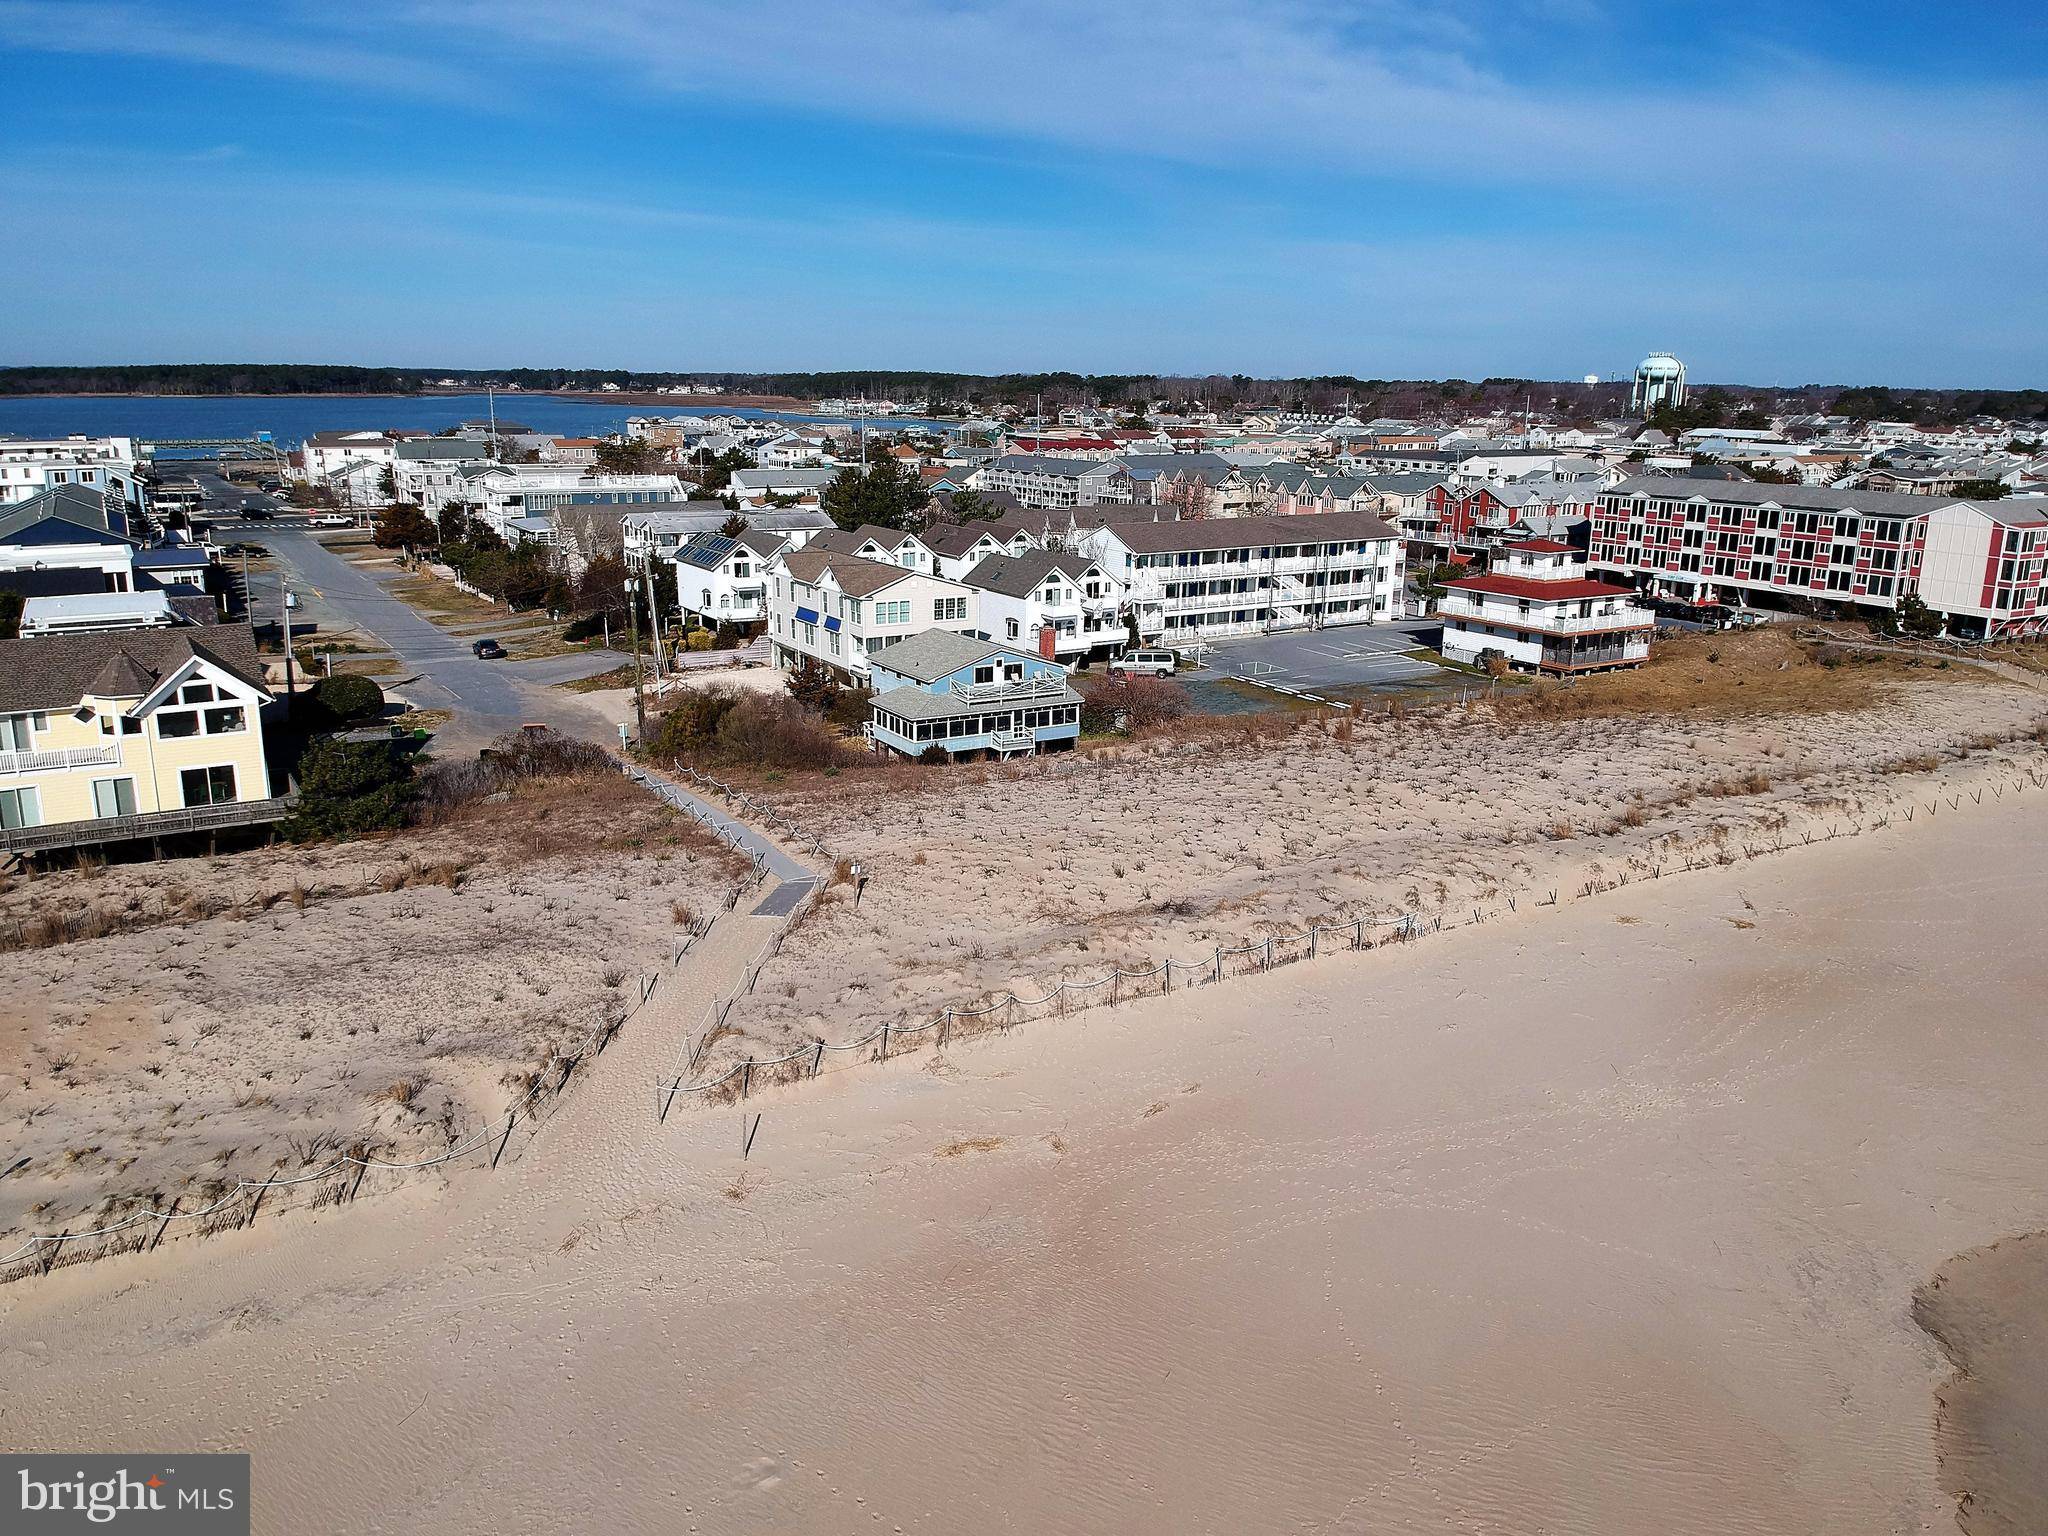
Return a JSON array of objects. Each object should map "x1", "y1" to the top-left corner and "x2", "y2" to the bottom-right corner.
[
  {"x1": 0, "y1": 624, "x2": 269, "y2": 713},
  {"x1": 777, "y1": 548, "x2": 921, "y2": 598}
]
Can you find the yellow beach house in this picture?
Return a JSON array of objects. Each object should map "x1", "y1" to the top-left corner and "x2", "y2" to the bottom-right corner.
[{"x1": 0, "y1": 624, "x2": 285, "y2": 855}]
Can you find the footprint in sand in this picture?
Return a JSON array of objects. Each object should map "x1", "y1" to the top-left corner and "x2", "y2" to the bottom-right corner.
[{"x1": 736, "y1": 1455, "x2": 784, "y2": 1492}]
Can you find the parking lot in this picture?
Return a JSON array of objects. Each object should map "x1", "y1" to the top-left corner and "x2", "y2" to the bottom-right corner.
[{"x1": 1195, "y1": 621, "x2": 1451, "y2": 702}]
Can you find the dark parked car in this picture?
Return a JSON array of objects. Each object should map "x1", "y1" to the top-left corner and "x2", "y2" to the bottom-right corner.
[{"x1": 472, "y1": 638, "x2": 506, "y2": 659}]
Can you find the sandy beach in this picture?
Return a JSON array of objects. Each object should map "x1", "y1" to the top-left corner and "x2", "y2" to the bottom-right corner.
[
  {"x1": 4, "y1": 762, "x2": 2045, "y2": 1533},
  {"x1": 710, "y1": 651, "x2": 2048, "y2": 1085},
  {"x1": 0, "y1": 769, "x2": 748, "y2": 1258}
]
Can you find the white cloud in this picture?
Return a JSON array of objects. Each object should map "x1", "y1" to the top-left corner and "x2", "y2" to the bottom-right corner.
[
  {"x1": 0, "y1": 0, "x2": 463, "y2": 96},
  {"x1": 398, "y1": 0, "x2": 2043, "y2": 211}
]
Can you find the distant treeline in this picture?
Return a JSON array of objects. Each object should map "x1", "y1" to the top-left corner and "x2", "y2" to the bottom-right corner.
[{"x1": 1, "y1": 364, "x2": 2040, "y2": 425}]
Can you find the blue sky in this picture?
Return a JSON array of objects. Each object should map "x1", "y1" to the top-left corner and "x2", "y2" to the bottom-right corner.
[{"x1": 3, "y1": 0, "x2": 2044, "y2": 386}]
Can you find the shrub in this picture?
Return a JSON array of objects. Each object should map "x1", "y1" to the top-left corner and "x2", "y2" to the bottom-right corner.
[
  {"x1": 1081, "y1": 675, "x2": 1190, "y2": 734},
  {"x1": 645, "y1": 687, "x2": 746, "y2": 757},
  {"x1": 284, "y1": 739, "x2": 417, "y2": 841},
  {"x1": 310, "y1": 672, "x2": 385, "y2": 722},
  {"x1": 826, "y1": 684, "x2": 873, "y2": 733},
  {"x1": 684, "y1": 628, "x2": 717, "y2": 652},
  {"x1": 712, "y1": 694, "x2": 854, "y2": 771},
  {"x1": 786, "y1": 659, "x2": 845, "y2": 716},
  {"x1": 413, "y1": 727, "x2": 613, "y2": 819}
]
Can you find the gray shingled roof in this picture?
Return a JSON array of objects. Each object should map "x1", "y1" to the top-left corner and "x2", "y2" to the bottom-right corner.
[
  {"x1": 1113, "y1": 452, "x2": 1235, "y2": 483},
  {"x1": 959, "y1": 549, "x2": 1101, "y2": 599},
  {"x1": 1606, "y1": 474, "x2": 2025, "y2": 518},
  {"x1": 395, "y1": 438, "x2": 491, "y2": 461},
  {"x1": 0, "y1": 624, "x2": 269, "y2": 713},
  {"x1": 1098, "y1": 510, "x2": 1398, "y2": 553},
  {"x1": 0, "y1": 483, "x2": 133, "y2": 544},
  {"x1": 988, "y1": 454, "x2": 1123, "y2": 477},
  {"x1": 866, "y1": 629, "x2": 1010, "y2": 683}
]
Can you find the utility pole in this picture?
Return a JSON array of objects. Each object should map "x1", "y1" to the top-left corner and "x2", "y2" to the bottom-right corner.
[
  {"x1": 624, "y1": 577, "x2": 646, "y2": 744},
  {"x1": 280, "y1": 580, "x2": 297, "y2": 700},
  {"x1": 643, "y1": 557, "x2": 666, "y2": 678}
]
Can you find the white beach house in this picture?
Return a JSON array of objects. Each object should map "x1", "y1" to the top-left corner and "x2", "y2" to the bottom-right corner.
[{"x1": 1437, "y1": 539, "x2": 1653, "y2": 674}]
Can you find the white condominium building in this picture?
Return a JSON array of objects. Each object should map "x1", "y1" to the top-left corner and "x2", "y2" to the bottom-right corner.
[{"x1": 1079, "y1": 511, "x2": 1404, "y2": 639}]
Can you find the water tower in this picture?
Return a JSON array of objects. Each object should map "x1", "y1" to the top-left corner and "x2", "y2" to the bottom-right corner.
[{"x1": 1630, "y1": 352, "x2": 1687, "y2": 414}]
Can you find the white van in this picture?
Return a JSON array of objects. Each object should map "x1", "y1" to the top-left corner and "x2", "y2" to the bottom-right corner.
[{"x1": 1108, "y1": 648, "x2": 1177, "y2": 677}]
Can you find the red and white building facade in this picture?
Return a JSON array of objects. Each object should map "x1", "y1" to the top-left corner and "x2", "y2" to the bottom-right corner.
[
  {"x1": 1410, "y1": 482, "x2": 1600, "y2": 564},
  {"x1": 1438, "y1": 540, "x2": 1653, "y2": 674},
  {"x1": 1589, "y1": 475, "x2": 2048, "y2": 638},
  {"x1": 1916, "y1": 500, "x2": 2048, "y2": 638}
]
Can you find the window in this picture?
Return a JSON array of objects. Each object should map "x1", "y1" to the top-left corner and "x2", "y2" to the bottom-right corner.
[
  {"x1": 91, "y1": 778, "x2": 137, "y2": 818},
  {"x1": 934, "y1": 597, "x2": 968, "y2": 623},
  {"x1": 177, "y1": 681, "x2": 217, "y2": 704},
  {"x1": 203, "y1": 706, "x2": 245, "y2": 734},
  {"x1": 0, "y1": 715, "x2": 32, "y2": 751},
  {"x1": 0, "y1": 786, "x2": 39, "y2": 829},
  {"x1": 972, "y1": 664, "x2": 996, "y2": 685},
  {"x1": 180, "y1": 765, "x2": 237, "y2": 807},
  {"x1": 156, "y1": 710, "x2": 200, "y2": 739}
]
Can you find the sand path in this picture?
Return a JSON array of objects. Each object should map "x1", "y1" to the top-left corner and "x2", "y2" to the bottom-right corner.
[{"x1": 6, "y1": 799, "x2": 2046, "y2": 1534}]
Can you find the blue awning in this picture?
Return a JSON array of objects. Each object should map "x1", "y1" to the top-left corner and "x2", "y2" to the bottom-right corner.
[
  {"x1": 824, "y1": 615, "x2": 841, "y2": 632},
  {"x1": 795, "y1": 605, "x2": 819, "y2": 624}
]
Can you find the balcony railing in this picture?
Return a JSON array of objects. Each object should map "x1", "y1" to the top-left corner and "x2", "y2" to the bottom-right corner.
[
  {"x1": 950, "y1": 673, "x2": 1070, "y2": 706},
  {"x1": 1438, "y1": 598, "x2": 1654, "y2": 635},
  {"x1": 0, "y1": 744, "x2": 121, "y2": 774}
]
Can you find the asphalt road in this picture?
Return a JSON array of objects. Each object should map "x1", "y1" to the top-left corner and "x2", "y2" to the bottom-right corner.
[
  {"x1": 174, "y1": 462, "x2": 817, "y2": 880},
  {"x1": 238, "y1": 527, "x2": 630, "y2": 753}
]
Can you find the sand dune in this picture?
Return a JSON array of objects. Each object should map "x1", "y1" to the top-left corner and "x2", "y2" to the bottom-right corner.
[
  {"x1": 714, "y1": 672, "x2": 2047, "y2": 1086},
  {"x1": 4, "y1": 776, "x2": 2045, "y2": 1533},
  {"x1": 1, "y1": 771, "x2": 749, "y2": 1259}
]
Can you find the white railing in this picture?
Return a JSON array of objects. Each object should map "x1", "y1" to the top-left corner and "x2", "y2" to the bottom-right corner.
[
  {"x1": 0, "y1": 744, "x2": 120, "y2": 774},
  {"x1": 1437, "y1": 598, "x2": 1655, "y2": 636},
  {"x1": 950, "y1": 673, "x2": 1070, "y2": 706},
  {"x1": 990, "y1": 731, "x2": 1034, "y2": 752}
]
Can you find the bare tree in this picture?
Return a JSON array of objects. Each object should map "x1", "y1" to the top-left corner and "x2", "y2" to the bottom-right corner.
[
  {"x1": 1157, "y1": 474, "x2": 1216, "y2": 521},
  {"x1": 551, "y1": 503, "x2": 626, "y2": 566}
]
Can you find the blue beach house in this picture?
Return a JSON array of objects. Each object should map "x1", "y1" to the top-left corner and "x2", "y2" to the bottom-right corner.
[{"x1": 865, "y1": 630, "x2": 1082, "y2": 760}]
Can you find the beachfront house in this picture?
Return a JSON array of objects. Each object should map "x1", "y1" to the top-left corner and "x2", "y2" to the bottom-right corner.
[
  {"x1": 959, "y1": 548, "x2": 1127, "y2": 663},
  {"x1": 670, "y1": 530, "x2": 789, "y2": 628},
  {"x1": 766, "y1": 548, "x2": 979, "y2": 682},
  {"x1": 0, "y1": 483, "x2": 143, "y2": 587},
  {"x1": 1437, "y1": 539, "x2": 1653, "y2": 674},
  {"x1": 0, "y1": 625, "x2": 286, "y2": 855},
  {"x1": 864, "y1": 630, "x2": 1082, "y2": 760}
]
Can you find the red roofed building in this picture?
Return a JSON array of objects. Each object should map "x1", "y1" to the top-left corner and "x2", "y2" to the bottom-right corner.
[
  {"x1": 1438, "y1": 539, "x2": 1653, "y2": 674},
  {"x1": 1005, "y1": 434, "x2": 1119, "y2": 457}
]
